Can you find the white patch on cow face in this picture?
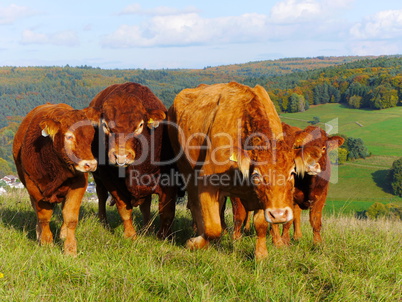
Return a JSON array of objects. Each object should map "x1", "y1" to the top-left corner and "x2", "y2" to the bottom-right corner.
[
  {"x1": 134, "y1": 120, "x2": 144, "y2": 135},
  {"x1": 41, "y1": 129, "x2": 49, "y2": 137}
]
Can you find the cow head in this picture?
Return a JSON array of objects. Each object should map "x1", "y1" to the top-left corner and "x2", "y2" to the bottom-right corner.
[
  {"x1": 40, "y1": 109, "x2": 97, "y2": 173},
  {"x1": 290, "y1": 125, "x2": 344, "y2": 178},
  {"x1": 240, "y1": 137, "x2": 296, "y2": 224},
  {"x1": 87, "y1": 93, "x2": 166, "y2": 167}
]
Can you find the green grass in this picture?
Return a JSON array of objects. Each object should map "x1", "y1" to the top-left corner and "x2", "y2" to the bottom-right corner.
[
  {"x1": 281, "y1": 103, "x2": 402, "y2": 156},
  {"x1": 1, "y1": 192, "x2": 401, "y2": 301}
]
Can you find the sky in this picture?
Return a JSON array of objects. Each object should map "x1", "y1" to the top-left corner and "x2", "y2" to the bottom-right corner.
[{"x1": 1, "y1": 0, "x2": 402, "y2": 69}]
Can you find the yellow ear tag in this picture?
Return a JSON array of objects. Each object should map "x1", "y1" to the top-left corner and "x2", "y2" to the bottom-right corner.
[
  {"x1": 229, "y1": 153, "x2": 238, "y2": 162},
  {"x1": 147, "y1": 118, "x2": 160, "y2": 129}
]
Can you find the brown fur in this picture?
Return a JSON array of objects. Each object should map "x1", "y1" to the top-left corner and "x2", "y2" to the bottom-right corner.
[
  {"x1": 168, "y1": 82, "x2": 296, "y2": 259},
  {"x1": 13, "y1": 103, "x2": 97, "y2": 255},
  {"x1": 86, "y1": 82, "x2": 176, "y2": 239},
  {"x1": 229, "y1": 123, "x2": 344, "y2": 246}
]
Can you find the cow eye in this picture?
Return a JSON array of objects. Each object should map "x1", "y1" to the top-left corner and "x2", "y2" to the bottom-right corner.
[
  {"x1": 134, "y1": 120, "x2": 144, "y2": 135},
  {"x1": 65, "y1": 134, "x2": 74, "y2": 141}
]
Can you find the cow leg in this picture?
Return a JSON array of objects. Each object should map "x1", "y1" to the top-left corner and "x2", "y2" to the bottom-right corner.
[
  {"x1": 139, "y1": 195, "x2": 152, "y2": 227},
  {"x1": 60, "y1": 176, "x2": 87, "y2": 256},
  {"x1": 309, "y1": 196, "x2": 325, "y2": 244},
  {"x1": 281, "y1": 221, "x2": 292, "y2": 245},
  {"x1": 31, "y1": 197, "x2": 55, "y2": 245},
  {"x1": 293, "y1": 204, "x2": 303, "y2": 241},
  {"x1": 94, "y1": 177, "x2": 109, "y2": 226},
  {"x1": 254, "y1": 209, "x2": 269, "y2": 259},
  {"x1": 219, "y1": 195, "x2": 228, "y2": 234},
  {"x1": 270, "y1": 224, "x2": 285, "y2": 247},
  {"x1": 243, "y1": 211, "x2": 253, "y2": 233},
  {"x1": 186, "y1": 184, "x2": 221, "y2": 250},
  {"x1": 231, "y1": 197, "x2": 247, "y2": 240},
  {"x1": 157, "y1": 185, "x2": 177, "y2": 239},
  {"x1": 113, "y1": 196, "x2": 136, "y2": 239}
]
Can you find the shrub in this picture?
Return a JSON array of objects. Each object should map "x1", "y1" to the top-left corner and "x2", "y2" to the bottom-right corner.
[
  {"x1": 366, "y1": 202, "x2": 402, "y2": 220},
  {"x1": 390, "y1": 157, "x2": 402, "y2": 197}
]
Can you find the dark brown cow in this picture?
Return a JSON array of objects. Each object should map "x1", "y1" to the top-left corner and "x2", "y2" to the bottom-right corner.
[
  {"x1": 168, "y1": 82, "x2": 303, "y2": 259},
  {"x1": 86, "y1": 82, "x2": 176, "y2": 239},
  {"x1": 13, "y1": 103, "x2": 97, "y2": 255}
]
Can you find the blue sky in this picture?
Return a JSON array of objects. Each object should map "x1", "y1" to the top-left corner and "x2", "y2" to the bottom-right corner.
[{"x1": 1, "y1": 0, "x2": 402, "y2": 69}]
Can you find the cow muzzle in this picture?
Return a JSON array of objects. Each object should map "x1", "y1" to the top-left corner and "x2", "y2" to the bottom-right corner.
[
  {"x1": 76, "y1": 159, "x2": 98, "y2": 172},
  {"x1": 265, "y1": 206, "x2": 293, "y2": 224},
  {"x1": 306, "y1": 162, "x2": 321, "y2": 175},
  {"x1": 109, "y1": 148, "x2": 135, "y2": 167}
]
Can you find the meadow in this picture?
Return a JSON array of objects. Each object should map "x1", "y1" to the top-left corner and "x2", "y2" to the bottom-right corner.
[
  {"x1": 0, "y1": 191, "x2": 401, "y2": 302},
  {"x1": 281, "y1": 104, "x2": 402, "y2": 210}
]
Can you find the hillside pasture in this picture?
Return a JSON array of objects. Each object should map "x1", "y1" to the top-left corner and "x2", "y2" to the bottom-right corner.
[
  {"x1": 281, "y1": 104, "x2": 402, "y2": 204},
  {"x1": 0, "y1": 192, "x2": 401, "y2": 301}
]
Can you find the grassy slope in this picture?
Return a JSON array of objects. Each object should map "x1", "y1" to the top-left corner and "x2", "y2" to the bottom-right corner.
[
  {"x1": 281, "y1": 104, "x2": 402, "y2": 208},
  {"x1": 0, "y1": 194, "x2": 401, "y2": 301}
]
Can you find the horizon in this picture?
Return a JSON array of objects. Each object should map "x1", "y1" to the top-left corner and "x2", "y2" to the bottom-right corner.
[{"x1": 0, "y1": 54, "x2": 393, "y2": 71}]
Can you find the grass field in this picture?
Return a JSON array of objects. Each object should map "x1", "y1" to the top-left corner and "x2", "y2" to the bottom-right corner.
[
  {"x1": 281, "y1": 104, "x2": 402, "y2": 205},
  {"x1": 0, "y1": 192, "x2": 401, "y2": 301}
]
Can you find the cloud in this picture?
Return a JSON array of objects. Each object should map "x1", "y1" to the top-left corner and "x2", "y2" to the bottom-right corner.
[
  {"x1": 0, "y1": 4, "x2": 38, "y2": 25},
  {"x1": 270, "y1": 0, "x2": 354, "y2": 23},
  {"x1": 118, "y1": 4, "x2": 200, "y2": 16},
  {"x1": 102, "y1": 1, "x2": 356, "y2": 49},
  {"x1": 350, "y1": 10, "x2": 402, "y2": 40},
  {"x1": 21, "y1": 29, "x2": 80, "y2": 47},
  {"x1": 101, "y1": 13, "x2": 270, "y2": 48},
  {"x1": 270, "y1": 0, "x2": 322, "y2": 22}
]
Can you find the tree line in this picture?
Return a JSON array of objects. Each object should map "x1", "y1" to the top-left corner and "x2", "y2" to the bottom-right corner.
[
  {"x1": 0, "y1": 55, "x2": 400, "y2": 178},
  {"x1": 248, "y1": 56, "x2": 402, "y2": 112}
]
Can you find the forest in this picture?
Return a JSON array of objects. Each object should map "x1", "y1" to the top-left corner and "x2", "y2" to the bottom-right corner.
[{"x1": 0, "y1": 55, "x2": 401, "y2": 176}]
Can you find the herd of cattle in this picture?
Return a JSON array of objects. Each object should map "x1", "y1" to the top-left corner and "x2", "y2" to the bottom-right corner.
[{"x1": 12, "y1": 82, "x2": 344, "y2": 259}]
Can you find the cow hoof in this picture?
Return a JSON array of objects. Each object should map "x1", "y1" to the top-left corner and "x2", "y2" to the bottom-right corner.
[
  {"x1": 255, "y1": 247, "x2": 268, "y2": 260},
  {"x1": 64, "y1": 246, "x2": 77, "y2": 257},
  {"x1": 186, "y1": 236, "x2": 208, "y2": 250}
]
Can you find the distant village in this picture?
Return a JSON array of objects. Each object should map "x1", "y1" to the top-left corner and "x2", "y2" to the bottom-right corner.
[{"x1": 0, "y1": 175, "x2": 96, "y2": 196}]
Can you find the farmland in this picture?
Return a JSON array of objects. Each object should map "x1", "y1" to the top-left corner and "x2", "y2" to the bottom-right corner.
[{"x1": 281, "y1": 103, "x2": 402, "y2": 210}]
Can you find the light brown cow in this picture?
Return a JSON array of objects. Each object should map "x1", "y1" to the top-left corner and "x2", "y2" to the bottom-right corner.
[
  {"x1": 13, "y1": 103, "x2": 97, "y2": 255},
  {"x1": 168, "y1": 82, "x2": 302, "y2": 259}
]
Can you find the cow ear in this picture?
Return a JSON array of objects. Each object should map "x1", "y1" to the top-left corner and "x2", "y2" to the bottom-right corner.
[
  {"x1": 40, "y1": 119, "x2": 60, "y2": 140},
  {"x1": 83, "y1": 107, "x2": 101, "y2": 126},
  {"x1": 293, "y1": 131, "x2": 312, "y2": 148},
  {"x1": 327, "y1": 136, "x2": 345, "y2": 151},
  {"x1": 147, "y1": 109, "x2": 166, "y2": 129}
]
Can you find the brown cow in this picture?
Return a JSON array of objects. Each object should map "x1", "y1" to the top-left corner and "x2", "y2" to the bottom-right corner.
[
  {"x1": 229, "y1": 123, "x2": 344, "y2": 246},
  {"x1": 168, "y1": 82, "x2": 303, "y2": 259},
  {"x1": 13, "y1": 103, "x2": 97, "y2": 255},
  {"x1": 86, "y1": 82, "x2": 176, "y2": 239},
  {"x1": 277, "y1": 124, "x2": 344, "y2": 245}
]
